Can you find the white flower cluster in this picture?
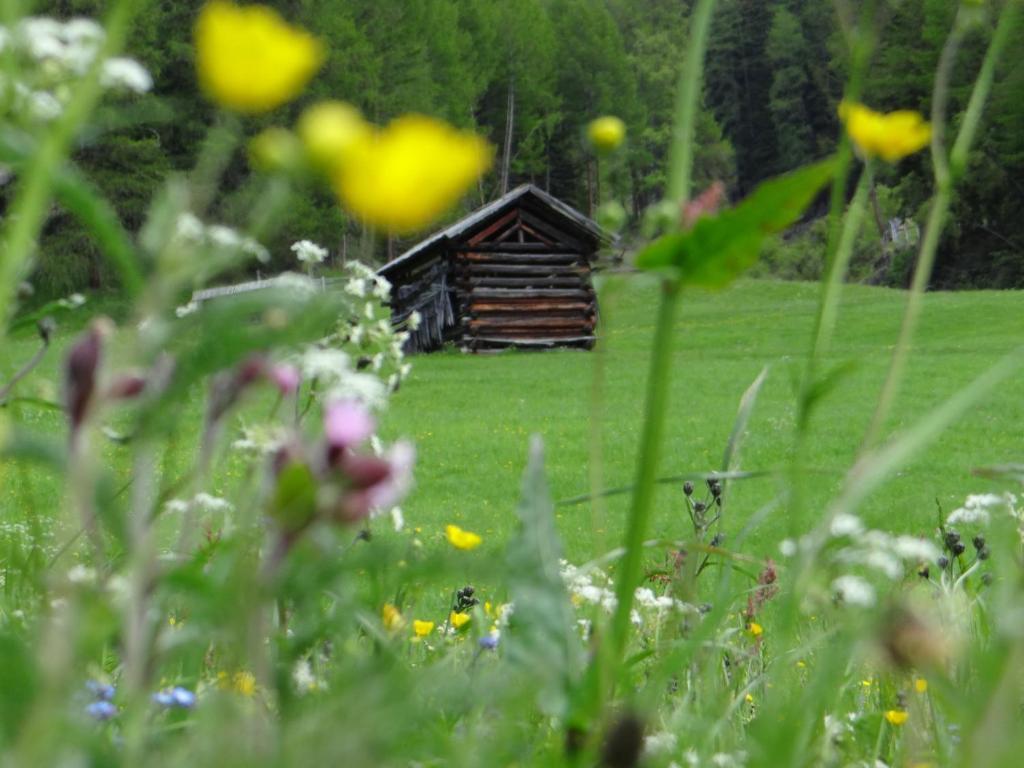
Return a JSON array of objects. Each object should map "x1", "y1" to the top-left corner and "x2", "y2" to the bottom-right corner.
[
  {"x1": 559, "y1": 560, "x2": 696, "y2": 631},
  {"x1": 298, "y1": 346, "x2": 388, "y2": 409},
  {"x1": 291, "y1": 239, "x2": 328, "y2": 265},
  {"x1": 173, "y1": 213, "x2": 270, "y2": 263},
  {"x1": 163, "y1": 493, "x2": 234, "y2": 516},
  {"x1": 946, "y1": 492, "x2": 1018, "y2": 528},
  {"x1": 231, "y1": 423, "x2": 290, "y2": 455},
  {"x1": 0, "y1": 17, "x2": 151, "y2": 124}
]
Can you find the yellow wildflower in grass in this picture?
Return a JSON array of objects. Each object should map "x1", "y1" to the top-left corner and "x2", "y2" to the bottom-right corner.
[
  {"x1": 748, "y1": 621, "x2": 764, "y2": 638},
  {"x1": 744, "y1": 693, "x2": 754, "y2": 703},
  {"x1": 915, "y1": 677, "x2": 928, "y2": 694},
  {"x1": 839, "y1": 101, "x2": 931, "y2": 163},
  {"x1": 412, "y1": 619, "x2": 435, "y2": 639},
  {"x1": 587, "y1": 116, "x2": 626, "y2": 152},
  {"x1": 884, "y1": 709, "x2": 909, "y2": 726},
  {"x1": 220, "y1": 670, "x2": 257, "y2": 696},
  {"x1": 449, "y1": 611, "x2": 471, "y2": 630},
  {"x1": 445, "y1": 523, "x2": 482, "y2": 551},
  {"x1": 381, "y1": 603, "x2": 405, "y2": 632},
  {"x1": 333, "y1": 114, "x2": 492, "y2": 234},
  {"x1": 195, "y1": 1, "x2": 324, "y2": 114}
]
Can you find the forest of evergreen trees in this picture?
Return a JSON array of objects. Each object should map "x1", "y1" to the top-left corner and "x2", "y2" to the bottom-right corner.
[{"x1": 22, "y1": 0, "x2": 1024, "y2": 295}]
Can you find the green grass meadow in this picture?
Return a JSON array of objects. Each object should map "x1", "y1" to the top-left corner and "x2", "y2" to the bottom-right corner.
[{"x1": 7, "y1": 278, "x2": 1019, "y2": 584}]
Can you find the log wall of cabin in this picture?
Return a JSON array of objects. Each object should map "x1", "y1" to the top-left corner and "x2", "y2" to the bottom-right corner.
[
  {"x1": 388, "y1": 253, "x2": 452, "y2": 353},
  {"x1": 452, "y1": 203, "x2": 597, "y2": 351}
]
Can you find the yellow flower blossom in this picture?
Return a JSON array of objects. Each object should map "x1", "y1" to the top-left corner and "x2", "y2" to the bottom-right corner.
[
  {"x1": 884, "y1": 709, "x2": 909, "y2": 726},
  {"x1": 298, "y1": 100, "x2": 371, "y2": 170},
  {"x1": 445, "y1": 523, "x2": 482, "y2": 551},
  {"x1": 744, "y1": 693, "x2": 754, "y2": 703},
  {"x1": 587, "y1": 116, "x2": 626, "y2": 152},
  {"x1": 195, "y1": 1, "x2": 324, "y2": 114},
  {"x1": 914, "y1": 677, "x2": 928, "y2": 694},
  {"x1": 412, "y1": 619, "x2": 435, "y2": 638},
  {"x1": 449, "y1": 610, "x2": 471, "y2": 630},
  {"x1": 839, "y1": 101, "x2": 931, "y2": 163},
  {"x1": 218, "y1": 670, "x2": 257, "y2": 696},
  {"x1": 748, "y1": 621, "x2": 763, "y2": 638},
  {"x1": 382, "y1": 603, "x2": 405, "y2": 632},
  {"x1": 333, "y1": 114, "x2": 492, "y2": 234}
]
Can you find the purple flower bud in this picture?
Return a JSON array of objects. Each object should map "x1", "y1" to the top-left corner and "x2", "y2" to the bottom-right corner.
[
  {"x1": 479, "y1": 633, "x2": 499, "y2": 650},
  {"x1": 106, "y1": 373, "x2": 147, "y2": 400},
  {"x1": 324, "y1": 400, "x2": 375, "y2": 451},
  {"x1": 269, "y1": 364, "x2": 301, "y2": 396},
  {"x1": 171, "y1": 687, "x2": 196, "y2": 708},
  {"x1": 64, "y1": 319, "x2": 112, "y2": 435},
  {"x1": 86, "y1": 700, "x2": 117, "y2": 721}
]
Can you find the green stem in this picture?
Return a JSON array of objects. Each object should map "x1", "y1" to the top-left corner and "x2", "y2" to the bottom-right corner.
[
  {"x1": 809, "y1": 162, "x2": 874, "y2": 376},
  {"x1": 0, "y1": 0, "x2": 138, "y2": 335},
  {"x1": 607, "y1": 278, "x2": 681, "y2": 663},
  {"x1": 666, "y1": 0, "x2": 717, "y2": 205},
  {"x1": 861, "y1": 1, "x2": 1019, "y2": 450}
]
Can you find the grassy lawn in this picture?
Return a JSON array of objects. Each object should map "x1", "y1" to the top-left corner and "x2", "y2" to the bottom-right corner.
[
  {"x1": 379, "y1": 277, "x2": 1023, "y2": 567},
  {"x1": 3, "y1": 278, "x2": 1022, "y2": 597}
]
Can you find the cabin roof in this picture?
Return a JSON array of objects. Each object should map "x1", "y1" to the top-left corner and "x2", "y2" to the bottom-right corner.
[{"x1": 379, "y1": 184, "x2": 606, "y2": 277}]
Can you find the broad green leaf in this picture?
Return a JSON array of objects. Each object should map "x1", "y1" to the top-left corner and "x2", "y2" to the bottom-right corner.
[
  {"x1": 504, "y1": 436, "x2": 583, "y2": 718},
  {"x1": 635, "y1": 158, "x2": 836, "y2": 286},
  {"x1": 270, "y1": 461, "x2": 319, "y2": 534}
]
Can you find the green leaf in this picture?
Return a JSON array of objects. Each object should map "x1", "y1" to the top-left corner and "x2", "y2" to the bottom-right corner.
[
  {"x1": 635, "y1": 158, "x2": 836, "y2": 286},
  {"x1": 504, "y1": 436, "x2": 583, "y2": 718}
]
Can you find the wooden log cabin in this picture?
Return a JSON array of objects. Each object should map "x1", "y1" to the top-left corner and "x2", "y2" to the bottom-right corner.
[{"x1": 379, "y1": 184, "x2": 606, "y2": 353}]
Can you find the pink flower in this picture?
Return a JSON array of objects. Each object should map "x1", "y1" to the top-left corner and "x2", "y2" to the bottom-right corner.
[
  {"x1": 269, "y1": 364, "x2": 301, "y2": 395},
  {"x1": 334, "y1": 441, "x2": 415, "y2": 523},
  {"x1": 324, "y1": 399, "x2": 375, "y2": 450}
]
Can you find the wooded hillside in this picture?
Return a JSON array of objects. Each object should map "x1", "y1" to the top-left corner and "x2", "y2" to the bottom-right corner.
[{"x1": 23, "y1": 0, "x2": 1024, "y2": 294}]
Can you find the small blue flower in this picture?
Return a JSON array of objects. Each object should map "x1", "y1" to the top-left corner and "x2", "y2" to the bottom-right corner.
[
  {"x1": 171, "y1": 687, "x2": 196, "y2": 708},
  {"x1": 153, "y1": 686, "x2": 196, "y2": 709},
  {"x1": 478, "y1": 633, "x2": 499, "y2": 650},
  {"x1": 86, "y1": 680, "x2": 115, "y2": 701},
  {"x1": 86, "y1": 700, "x2": 117, "y2": 721}
]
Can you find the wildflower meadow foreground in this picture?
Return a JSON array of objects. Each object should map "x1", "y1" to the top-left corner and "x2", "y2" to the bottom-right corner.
[{"x1": 1, "y1": 1, "x2": 1023, "y2": 767}]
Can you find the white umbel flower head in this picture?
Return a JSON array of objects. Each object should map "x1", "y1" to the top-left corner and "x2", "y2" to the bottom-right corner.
[
  {"x1": 101, "y1": 57, "x2": 152, "y2": 93},
  {"x1": 832, "y1": 575, "x2": 876, "y2": 607},
  {"x1": 291, "y1": 239, "x2": 328, "y2": 264}
]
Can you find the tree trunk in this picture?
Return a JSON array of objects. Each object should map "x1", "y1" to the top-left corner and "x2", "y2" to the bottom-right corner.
[{"x1": 500, "y1": 76, "x2": 515, "y2": 194}]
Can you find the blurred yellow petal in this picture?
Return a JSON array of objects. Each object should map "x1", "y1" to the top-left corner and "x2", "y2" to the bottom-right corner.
[
  {"x1": 334, "y1": 114, "x2": 492, "y2": 234},
  {"x1": 449, "y1": 611, "x2": 471, "y2": 630},
  {"x1": 298, "y1": 100, "x2": 371, "y2": 170},
  {"x1": 381, "y1": 603, "x2": 404, "y2": 632},
  {"x1": 839, "y1": 101, "x2": 931, "y2": 163},
  {"x1": 195, "y1": 1, "x2": 323, "y2": 114},
  {"x1": 412, "y1": 619, "x2": 435, "y2": 638}
]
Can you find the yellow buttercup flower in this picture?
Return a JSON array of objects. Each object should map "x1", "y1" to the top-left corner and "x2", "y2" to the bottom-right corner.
[
  {"x1": 748, "y1": 621, "x2": 763, "y2": 638},
  {"x1": 914, "y1": 677, "x2": 928, "y2": 694},
  {"x1": 445, "y1": 523, "x2": 482, "y2": 551},
  {"x1": 884, "y1": 709, "x2": 909, "y2": 726},
  {"x1": 449, "y1": 611, "x2": 471, "y2": 630},
  {"x1": 333, "y1": 114, "x2": 492, "y2": 234},
  {"x1": 839, "y1": 101, "x2": 931, "y2": 163},
  {"x1": 587, "y1": 116, "x2": 626, "y2": 152},
  {"x1": 298, "y1": 100, "x2": 371, "y2": 170},
  {"x1": 195, "y1": 1, "x2": 324, "y2": 114},
  {"x1": 219, "y1": 670, "x2": 257, "y2": 696},
  {"x1": 412, "y1": 619, "x2": 435, "y2": 638},
  {"x1": 382, "y1": 603, "x2": 405, "y2": 632}
]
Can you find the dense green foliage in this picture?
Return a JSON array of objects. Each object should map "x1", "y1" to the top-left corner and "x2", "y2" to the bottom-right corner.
[{"x1": 16, "y1": 0, "x2": 1023, "y2": 297}]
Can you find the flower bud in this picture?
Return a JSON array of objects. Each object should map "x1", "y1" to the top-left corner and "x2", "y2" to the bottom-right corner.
[
  {"x1": 64, "y1": 318, "x2": 113, "y2": 436},
  {"x1": 683, "y1": 481, "x2": 694, "y2": 496},
  {"x1": 248, "y1": 127, "x2": 304, "y2": 172},
  {"x1": 972, "y1": 534, "x2": 986, "y2": 551},
  {"x1": 586, "y1": 115, "x2": 626, "y2": 153},
  {"x1": 297, "y1": 100, "x2": 370, "y2": 171}
]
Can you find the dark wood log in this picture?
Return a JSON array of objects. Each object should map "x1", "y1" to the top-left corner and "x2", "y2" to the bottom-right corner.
[
  {"x1": 468, "y1": 317, "x2": 594, "y2": 331},
  {"x1": 456, "y1": 242, "x2": 583, "y2": 254},
  {"x1": 459, "y1": 276, "x2": 587, "y2": 289},
  {"x1": 470, "y1": 300, "x2": 593, "y2": 313},
  {"x1": 469, "y1": 288, "x2": 593, "y2": 299},
  {"x1": 460, "y1": 263, "x2": 587, "y2": 276}
]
